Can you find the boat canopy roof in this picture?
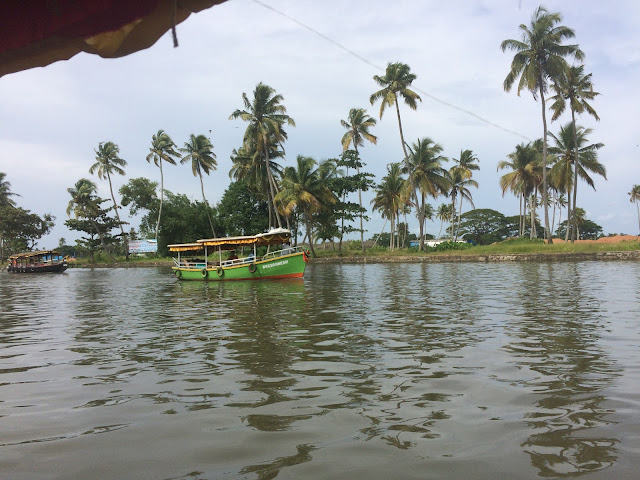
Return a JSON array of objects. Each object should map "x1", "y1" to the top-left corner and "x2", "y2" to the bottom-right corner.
[
  {"x1": 168, "y1": 229, "x2": 291, "y2": 253},
  {"x1": 8, "y1": 250, "x2": 62, "y2": 259},
  {"x1": 167, "y1": 243, "x2": 204, "y2": 253},
  {"x1": 199, "y1": 229, "x2": 291, "y2": 249}
]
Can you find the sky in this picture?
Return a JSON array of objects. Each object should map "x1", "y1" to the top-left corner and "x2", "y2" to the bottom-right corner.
[{"x1": 1, "y1": 0, "x2": 639, "y2": 249}]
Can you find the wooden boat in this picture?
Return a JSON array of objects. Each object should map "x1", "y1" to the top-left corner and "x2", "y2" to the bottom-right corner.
[
  {"x1": 168, "y1": 228, "x2": 309, "y2": 281},
  {"x1": 6, "y1": 250, "x2": 68, "y2": 273}
]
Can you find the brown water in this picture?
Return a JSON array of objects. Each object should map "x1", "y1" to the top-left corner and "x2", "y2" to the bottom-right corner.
[{"x1": 1, "y1": 262, "x2": 639, "y2": 479}]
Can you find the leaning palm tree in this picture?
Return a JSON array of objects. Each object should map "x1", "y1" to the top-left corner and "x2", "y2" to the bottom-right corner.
[
  {"x1": 628, "y1": 185, "x2": 640, "y2": 234},
  {"x1": 501, "y1": 6, "x2": 584, "y2": 243},
  {"x1": 341, "y1": 107, "x2": 377, "y2": 252},
  {"x1": 66, "y1": 178, "x2": 117, "y2": 261},
  {"x1": 0, "y1": 172, "x2": 19, "y2": 207},
  {"x1": 405, "y1": 138, "x2": 450, "y2": 249},
  {"x1": 180, "y1": 134, "x2": 218, "y2": 238},
  {"x1": 89, "y1": 141, "x2": 128, "y2": 256},
  {"x1": 230, "y1": 82, "x2": 295, "y2": 229},
  {"x1": 448, "y1": 166, "x2": 478, "y2": 241},
  {"x1": 275, "y1": 156, "x2": 338, "y2": 257},
  {"x1": 146, "y1": 129, "x2": 180, "y2": 242},
  {"x1": 550, "y1": 65, "x2": 600, "y2": 241},
  {"x1": 370, "y1": 62, "x2": 423, "y2": 238},
  {"x1": 498, "y1": 141, "x2": 541, "y2": 236},
  {"x1": 548, "y1": 123, "x2": 605, "y2": 240}
]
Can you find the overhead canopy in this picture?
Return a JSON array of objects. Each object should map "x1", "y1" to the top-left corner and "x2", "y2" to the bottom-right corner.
[
  {"x1": 199, "y1": 229, "x2": 292, "y2": 249},
  {"x1": 167, "y1": 243, "x2": 204, "y2": 253},
  {"x1": 9, "y1": 250, "x2": 62, "y2": 259},
  {"x1": 0, "y1": 0, "x2": 227, "y2": 77}
]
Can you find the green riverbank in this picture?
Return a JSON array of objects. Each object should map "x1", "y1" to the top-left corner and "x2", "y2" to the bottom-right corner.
[{"x1": 66, "y1": 237, "x2": 640, "y2": 267}]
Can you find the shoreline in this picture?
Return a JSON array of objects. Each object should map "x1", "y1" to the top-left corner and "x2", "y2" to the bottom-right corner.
[{"x1": 67, "y1": 249, "x2": 640, "y2": 268}]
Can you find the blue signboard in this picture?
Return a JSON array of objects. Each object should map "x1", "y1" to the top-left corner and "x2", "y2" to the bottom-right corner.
[{"x1": 128, "y1": 239, "x2": 158, "y2": 254}]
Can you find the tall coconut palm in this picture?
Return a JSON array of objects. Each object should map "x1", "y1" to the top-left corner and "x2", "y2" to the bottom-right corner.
[
  {"x1": 548, "y1": 123, "x2": 605, "y2": 240},
  {"x1": 501, "y1": 6, "x2": 583, "y2": 243},
  {"x1": 89, "y1": 141, "x2": 128, "y2": 256},
  {"x1": 275, "y1": 156, "x2": 337, "y2": 257},
  {"x1": 0, "y1": 172, "x2": 19, "y2": 207},
  {"x1": 180, "y1": 134, "x2": 217, "y2": 238},
  {"x1": 405, "y1": 138, "x2": 450, "y2": 249},
  {"x1": 448, "y1": 166, "x2": 478, "y2": 241},
  {"x1": 230, "y1": 82, "x2": 295, "y2": 229},
  {"x1": 370, "y1": 62, "x2": 423, "y2": 237},
  {"x1": 550, "y1": 65, "x2": 600, "y2": 241},
  {"x1": 66, "y1": 178, "x2": 117, "y2": 261},
  {"x1": 146, "y1": 129, "x2": 179, "y2": 242},
  {"x1": 498, "y1": 141, "x2": 541, "y2": 236},
  {"x1": 629, "y1": 185, "x2": 640, "y2": 234},
  {"x1": 340, "y1": 107, "x2": 377, "y2": 252}
]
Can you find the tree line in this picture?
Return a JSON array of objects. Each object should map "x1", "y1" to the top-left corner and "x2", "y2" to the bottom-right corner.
[{"x1": 4, "y1": 5, "x2": 639, "y2": 262}]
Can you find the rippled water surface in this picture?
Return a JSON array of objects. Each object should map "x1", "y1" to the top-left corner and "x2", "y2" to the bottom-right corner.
[{"x1": 1, "y1": 262, "x2": 639, "y2": 479}]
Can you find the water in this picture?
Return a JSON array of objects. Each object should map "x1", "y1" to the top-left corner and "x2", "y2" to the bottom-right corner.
[{"x1": 1, "y1": 262, "x2": 639, "y2": 479}]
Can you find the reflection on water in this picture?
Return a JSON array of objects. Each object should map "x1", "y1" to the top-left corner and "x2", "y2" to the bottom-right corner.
[{"x1": 1, "y1": 263, "x2": 639, "y2": 479}]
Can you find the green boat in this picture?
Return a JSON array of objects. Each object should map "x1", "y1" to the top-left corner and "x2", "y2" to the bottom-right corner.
[{"x1": 168, "y1": 229, "x2": 309, "y2": 281}]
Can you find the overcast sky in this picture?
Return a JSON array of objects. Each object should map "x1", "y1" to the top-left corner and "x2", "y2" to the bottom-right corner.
[{"x1": 1, "y1": 0, "x2": 639, "y2": 248}]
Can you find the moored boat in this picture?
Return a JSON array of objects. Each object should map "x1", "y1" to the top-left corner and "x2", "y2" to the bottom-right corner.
[
  {"x1": 168, "y1": 229, "x2": 309, "y2": 281},
  {"x1": 6, "y1": 250, "x2": 68, "y2": 273}
]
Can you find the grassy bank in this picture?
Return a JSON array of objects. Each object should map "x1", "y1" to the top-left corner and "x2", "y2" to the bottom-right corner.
[{"x1": 65, "y1": 238, "x2": 640, "y2": 267}]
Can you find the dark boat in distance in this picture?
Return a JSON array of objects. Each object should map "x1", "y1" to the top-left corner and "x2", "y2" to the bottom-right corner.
[{"x1": 7, "y1": 250, "x2": 68, "y2": 273}]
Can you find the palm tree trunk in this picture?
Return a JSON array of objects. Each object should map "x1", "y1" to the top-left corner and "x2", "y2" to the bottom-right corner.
[
  {"x1": 107, "y1": 170, "x2": 128, "y2": 257},
  {"x1": 199, "y1": 173, "x2": 216, "y2": 238},
  {"x1": 636, "y1": 200, "x2": 640, "y2": 234},
  {"x1": 456, "y1": 194, "x2": 463, "y2": 241},
  {"x1": 438, "y1": 217, "x2": 444, "y2": 239},
  {"x1": 90, "y1": 218, "x2": 118, "y2": 262},
  {"x1": 551, "y1": 189, "x2": 557, "y2": 237},
  {"x1": 156, "y1": 160, "x2": 163, "y2": 242},
  {"x1": 519, "y1": 193, "x2": 523, "y2": 236},
  {"x1": 450, "y1": 193, "x2": 456, "y2": 242},
  {"x1": 571, "y1": 108, "x2": 579, "y2": 243},
  {"x1": 354, "y1": 145, "x2": 365, "y2": 253},
  {"x1": 539, "y1": 82, "x2": 553, "y2": 244},
  {"x1": 565, "y1": 185, "x2": 572, "y2": 242},
  {"x1": 264, "y1": 141, "x2": 283, "y2": 229},
  {"x1": 530, "y1": 194, "x2": 536, "y2": 239},
  {"x1": 306, "y1": 220, "x2": 316, "y2": 257}
]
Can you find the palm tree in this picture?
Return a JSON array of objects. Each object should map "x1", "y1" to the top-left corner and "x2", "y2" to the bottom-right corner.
[
  {"x1": 180, "y1": 134, "x2": 217, "y2": 238},
  {"x1": 89, "y1": 141, "x2": 128, "y2": 256},
  {"x1": 436, "y1": 203, "x2": 453, "y2": 239},
  {"x1": 0, "y1": 172, "x2": 19, "y2": 207},
  {"x1": 501, "y1": 6, "x2": 583, "y2": 243},
  {"x1": 452, "y1": 149, "x2": 480, "y2": 237},
  {"x1": 341, "y1": 107, "x2": 377, "y2": 252},
  {"x1": 66, "y1": 178, "x2": 117, "y2": 261},
  {"x1": 371, "y1": 163, "x2": 408, "y2": 251},
  {"x1": 629, "y1": 185, "x2": 640, "y2": 234},
  {"x1": 448, "y1": 166, "x2": 478, "y2": 241},
  {"x1": 550, "y1": 65, "x2": 601, "y2": 242},
  {"x1": 146, "y1": 129, "x2": 179, "y2": 242},
  {"x1": 370, "y1": 62, "x2": 424, "y2": 238},
  {"x1": 548, "y1": 123, "x2": 605, "y2": 240},
  {"x1": 230, "y1": 82, "x2": 295, "y2": 229},
  {"x1": 498, "y1": 141, "x2": 541, "y2": 236},
  {"x1": 275, "y1": 156, "x2": 338, "y2": 257},
  {"x1": 405, "y1": 138, "x2": 449, "y2": 249}
]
